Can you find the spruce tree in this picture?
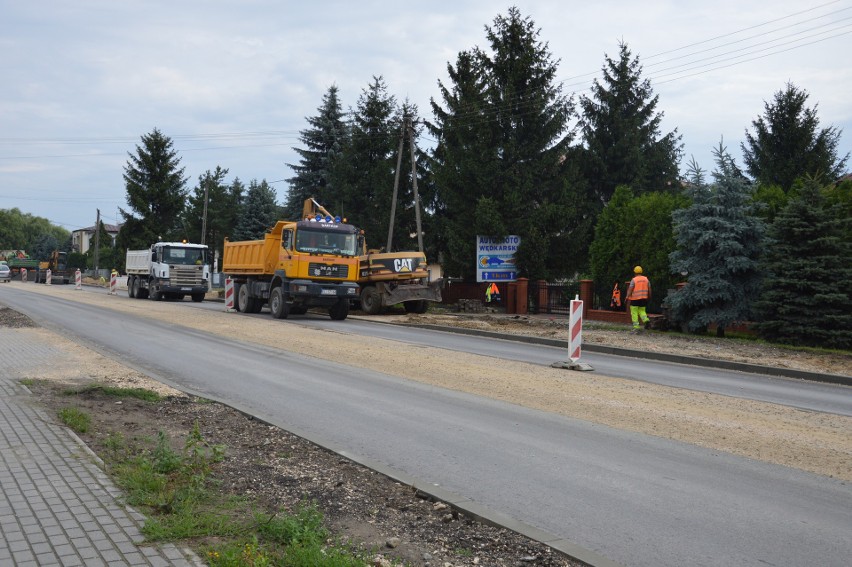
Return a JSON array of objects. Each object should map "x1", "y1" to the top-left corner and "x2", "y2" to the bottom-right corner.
[
  {"x1": 429, "y1": 7, "x2": 577, "y2": 280},
  {"x1": 232, "y1": 179, "x2": 279, "y2": 241},
  {"x1": 579, "y1": 42, "x2": 682, "y2": 205},
  {"x1": 183, "y1": 167, "x2": 244, "y2": 263},
  {"x1": 754, "y1": 177, "x2": 852, "y2": 348},
  {"x1": 334, "y1": 76, "x2": 399, "y2": 246},
  {"x1": 668, "y1": 144, "x2": 764, "y2": 336},
  {"x1": 742, "y1": 82, "x2": 849, "y2": 193},
  {"x1": 284, "y1": 85, "x2": 348, "y2": 219},
  {"x1": 117, "y1": 128, "x2": 188, "y2": 251}
]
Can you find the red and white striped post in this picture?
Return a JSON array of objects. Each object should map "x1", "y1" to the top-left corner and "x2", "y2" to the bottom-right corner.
[
  {"x1": 46, "y1": 269, "x2": 52, "y2": 286},
  {"x1": 224, "y1": 277, "x2": 235, "y2": 311},
  {"x1": 109, "y1": 270, "x2": 117, "y2": 295},
  {"x1": 21, "y1": 268, "x2": 27, "y2": 282},
  {"x1": 569, "y1": 296, "x2": 583, "y2": 362},
  {"x1": 551, "y1": 294, "x2": 593, "y2": 371},
  {"x1": 75, "y1": 269, "x2": 82, "y2": 290}
]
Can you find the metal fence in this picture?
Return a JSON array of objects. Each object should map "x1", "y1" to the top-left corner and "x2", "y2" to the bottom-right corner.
[{"x1": 527, "y1": 280, "x2": 580, "y2": 315}]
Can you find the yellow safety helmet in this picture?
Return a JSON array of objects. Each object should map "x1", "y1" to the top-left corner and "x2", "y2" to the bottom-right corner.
[{"x1": 634, "y1": 265, "x2": 643, "y2": 274}]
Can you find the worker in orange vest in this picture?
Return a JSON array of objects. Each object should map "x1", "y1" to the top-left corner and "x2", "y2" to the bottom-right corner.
[{"x1": 626, "y1": 265, "x2": 651, "y2": 331}]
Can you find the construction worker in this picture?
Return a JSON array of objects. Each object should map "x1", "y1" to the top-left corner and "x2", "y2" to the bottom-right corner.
[{"x1": 626, "y1": 266, "x2": 651, "y2": 331}]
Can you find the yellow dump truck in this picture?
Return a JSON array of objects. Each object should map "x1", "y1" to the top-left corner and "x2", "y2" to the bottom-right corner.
[{"x1": 222, "y1": 214, "x2": 360, "y2": 320}]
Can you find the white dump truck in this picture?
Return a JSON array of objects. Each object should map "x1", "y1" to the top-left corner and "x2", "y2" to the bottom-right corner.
[{"x1": 126, "y1": 241, "x2": 210, "y2": 302}]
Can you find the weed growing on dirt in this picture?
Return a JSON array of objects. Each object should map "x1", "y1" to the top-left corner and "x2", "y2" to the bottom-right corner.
[
  {"x1": 58, "y1": 406, "x2": 90, "y2": 433},
  {"x1": 100, "y1": 411, "x2": 389, "y2": 566}
]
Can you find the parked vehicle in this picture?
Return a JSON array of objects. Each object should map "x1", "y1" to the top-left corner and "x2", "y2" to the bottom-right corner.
[
  {"x1": 222, "y1": 211, "x2": 360, "y2": 320},
  {"x1": 126, "y1": 242, "x2": 210, "y2": 302},
  {"x1": 5, "y1": 256, "x2": 39, "y2": 275},
  {"x1": 35, "y1": 250, "x2": 71, "y2": 284},
  {"x1": 0, "y1": 262, "x2": 10, "y2": 283},
  {"x1": 301, "y1": 198, "x2": 442, "y2": 315}
]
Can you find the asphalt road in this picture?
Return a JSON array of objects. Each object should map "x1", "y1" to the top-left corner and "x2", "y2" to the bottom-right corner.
[{"x1": 2, "y1": 284, "x2": 851, "y2": 567}]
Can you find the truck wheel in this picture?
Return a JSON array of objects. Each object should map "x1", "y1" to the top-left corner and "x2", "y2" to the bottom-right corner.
[
  {"x1": 269, "y1": 287, "x2": 290, "y2": 319},
  {"x1": 237, "y1": 283, "x2": 251, "y2": 313},
  {"x1": 191, "y1": 293, "x2": 204, "y2": 302},
  {"x1": 127, "y1": 276, "x2": 136, "y2": 298},
  {"x1": 360, "y1": 286, "x2": 382, "y2": 315},
  {"x1": 148, "y1": 281, "x2": 161, "y2": 301},
  {"x1": 135, "y1": 278, "x2": 148, "y2": 299},
  {"x1": 329, "y1": 298, "x2": 350, "y2": 320},
  {"x1": 404, "y1": 300, "x2": 429, "y2": 314}
]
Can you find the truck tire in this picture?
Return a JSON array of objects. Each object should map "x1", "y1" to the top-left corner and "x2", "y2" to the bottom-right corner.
[
  {"x1": 360, "y1": 286, "x2": 382, "y2": 315},
  {"x1": 329, "y1": 298, "x2": 350, "y2": 320},
  {"x1": 404, "y1": 300, "x2": 429, "y2": 314},
  {"x1": 136, "y1": 278, "x2": 149, "y2": 299},
  {"x1": 237, "y1": 283, "x2": 253, "y2": 313},
  {"x1": 237, "y1": 284, "x2": 263, "y2": 313},
  {"x1": 269, "y1": 287, "x2": 289, "y2": 319},
  {"x1": 127, "y1": 276, "x2": 136, "y2": 298},
  {"x1": 191, "y1": 293, "x2": 205, "y2": 302},
  {"x1": 148, "y1": 280, "x2": 161, "y2": 301}
]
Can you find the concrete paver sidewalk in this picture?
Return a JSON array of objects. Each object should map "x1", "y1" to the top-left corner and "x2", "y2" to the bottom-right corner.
[{"x1": 0, "y1": 330, "x2": 204, "y2": 567}]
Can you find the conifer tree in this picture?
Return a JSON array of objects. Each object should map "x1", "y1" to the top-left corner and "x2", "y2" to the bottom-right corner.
[
  {"x1": 429, "y1": 7, "x2": 578, "y2": 280},
  {"x1": 183, "y1": 167, "x2": 244, "y2": 263},
  {"x1": 117, "y1": 128, "x2": 188, "y2": 251},
  {"x1": 579, "y1": 42, "x2": 682, "y2": 205},
  {"x1": 668, "y1": 144, "x2": 764, "y2": 336},
  {"x1": 284, "y1": 85, "x2": 348, "y2": 219},
  {"x1": 232, "y1": 179, "x2": 279, "y2": 241},
  {"x1": 754, "y1": 177, "x2": 852, "y2": 348},
  {"x1": 742, "y1": 82, "x2": 849, "y2": 193},
  {"x1": 334, "y1": 76, "x2": 399, "y2": 245}
]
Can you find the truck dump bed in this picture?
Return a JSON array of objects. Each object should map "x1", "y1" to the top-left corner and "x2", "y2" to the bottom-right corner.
[
  {"x1": 222, "y1": 233, "x2": 279, "y2": 275},
  {"x1": 125, "y1": 250, "x2": 151, "y2": 275}
]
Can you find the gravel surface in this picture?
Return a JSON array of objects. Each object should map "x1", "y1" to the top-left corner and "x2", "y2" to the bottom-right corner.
[{"x1": 3, "y1": 282, "x2": 851, "y2": 566}]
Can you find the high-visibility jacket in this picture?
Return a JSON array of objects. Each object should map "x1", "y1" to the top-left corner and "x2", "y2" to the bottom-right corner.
[
  {"x1": 610, "y1": 282, "x2": 622, "y2": 307},
  {"x1": 629, "y1": 275, "x2": 650, "y2": 301}
]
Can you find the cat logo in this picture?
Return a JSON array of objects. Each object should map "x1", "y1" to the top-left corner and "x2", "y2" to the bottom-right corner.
[{"x1": 394, "y1": 258, "x2": 414, "y2": 273}]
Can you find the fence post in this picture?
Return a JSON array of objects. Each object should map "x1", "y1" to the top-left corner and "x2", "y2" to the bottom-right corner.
[
  {"x1": 537, "y1": 280, "x2": 548, "y2": 314},
  {"x1": 515, "y1": 278, "x2": 528, "y2": 314},
  {"x1": 579, "y1": 279, "x2": 594, "y2": 318}
]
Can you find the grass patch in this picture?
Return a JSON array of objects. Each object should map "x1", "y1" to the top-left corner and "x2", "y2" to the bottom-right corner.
[
  {"x1": 58, "y1": 407, "x2": 91, "y2": 433},
  {"x1": 62, "y1": 384, "x2": 162, "y2": 402},
  {"x1": 101, "y1": 420, "x2": 388, "y2": 566}
]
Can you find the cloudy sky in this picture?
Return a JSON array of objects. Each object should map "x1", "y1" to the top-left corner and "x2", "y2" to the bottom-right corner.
[{"x1": 1, "y1": 0, "x2": 850, "y2": 233}]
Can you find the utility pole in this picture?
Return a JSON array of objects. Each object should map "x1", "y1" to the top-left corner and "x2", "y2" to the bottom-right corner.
[
  {"x1": 387, "y1": 116, "x2": 424, "y2": 253},
  {"x1": 201, "y1": 182, "x2": 209, "y2": 245},
  {"x1": 93, "y1": 208, "x2": 101, "y2": 275},
  {"x1": 408, "y1": 119, "x2": 424, "y2": 253},
  {"x1": 386, "y1": 122, "x2": 406, "y2": 252}
]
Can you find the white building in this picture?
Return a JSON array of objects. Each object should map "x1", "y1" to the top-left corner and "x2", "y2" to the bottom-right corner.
[{"x1": 70, "y1": 224, "x2": 122, "y2": 254}]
